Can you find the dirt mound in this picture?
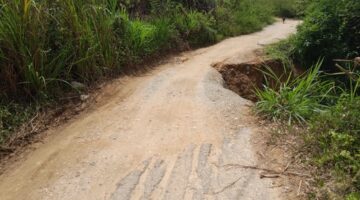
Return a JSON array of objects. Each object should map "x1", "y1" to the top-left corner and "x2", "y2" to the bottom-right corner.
[{"x1": 213, "y1": 59, "x2": 285, "y2": 101}]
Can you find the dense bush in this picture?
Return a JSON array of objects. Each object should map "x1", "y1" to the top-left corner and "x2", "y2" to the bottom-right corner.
[{"x1": 293, "y1": 0, "x2": 360, "y2": 69}]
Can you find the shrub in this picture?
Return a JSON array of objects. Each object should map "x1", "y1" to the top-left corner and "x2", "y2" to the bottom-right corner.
[
  {"x1": 215, "y1": 0, "x2": 275, "y2": 37},
  {"x1": 124, "y1": 19, "x2": 158, "y2": 59},
  {"x1": 293, "y1": 0, "x2": 360, "y2": 69},
  {"x1": 151, "y1": 17, "x2": 177, "y2": 49},
  {"x1": 184, "y1": 11, "x2": 217, "y2": 46}
]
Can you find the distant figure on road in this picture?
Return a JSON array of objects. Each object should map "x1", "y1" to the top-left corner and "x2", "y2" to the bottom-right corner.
[{"x1": 282, "y1": 17, "x2": 286, "y2": 24}]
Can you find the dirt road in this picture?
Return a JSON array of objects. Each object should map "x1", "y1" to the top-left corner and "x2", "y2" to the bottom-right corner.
[{"x1": 0, "y1": 20, "x2": 299, "y2": 200}]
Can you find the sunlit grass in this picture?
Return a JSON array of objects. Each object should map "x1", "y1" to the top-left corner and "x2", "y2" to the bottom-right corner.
[{"x1": 255, "y1": 60, "x2": 336, "y2": 124}]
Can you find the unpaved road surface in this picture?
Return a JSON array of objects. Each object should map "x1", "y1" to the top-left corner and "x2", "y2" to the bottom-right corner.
[{"x1": 0, "y1": 20, "x2": 299, "y2": 200}]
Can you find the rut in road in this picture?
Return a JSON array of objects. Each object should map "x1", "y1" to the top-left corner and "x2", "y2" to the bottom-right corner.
[{"x1": 0, "y1": 20, "x2": 300, "y2": 200}]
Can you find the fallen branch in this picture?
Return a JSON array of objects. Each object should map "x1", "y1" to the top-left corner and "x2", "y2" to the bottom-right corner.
[
  {"x1": 0, "y1": 146, "x2": 15, "y2": 154},
  {"x1": 333, "y1": 59, "x2": 353, "y2": 62},
  {"x1": 214, "y1": 163, "x2": 311, "y2": 178},
  {"x1": 260, "y1": 173, "x2": 280, "y2": 179},
  {"x1": 283, "y1": 160, "x2": 292, "y2": 172},
  {"x1": 7, "y1": 112, "x2": 40, "y2": 146},
  {"x1": 209, "y1": 176, "x2": 243, "y2": 195},
  {"x1": 335, "y1": 63, "x2": 358, "y2": 81},
  {"x1": 297, "y1": 180, "x2": 303, "y2": 196}
]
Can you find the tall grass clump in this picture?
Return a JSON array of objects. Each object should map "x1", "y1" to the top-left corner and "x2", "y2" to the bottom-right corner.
[
  {"x1": 181, "y1": 10, "x2": 217, "y2": 46},
  {"x1": 0, "y1": 0, "x2": 125, "y2": 98},
  {"x1": 0, "y1": 0, "x2": 67, "y2": 98},
  {"x1": 256, "y1": 61, "x2": 335, "y2": 124}
]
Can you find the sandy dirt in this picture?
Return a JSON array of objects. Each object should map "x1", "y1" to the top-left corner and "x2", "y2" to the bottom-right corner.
[{"x1": 0, "y1": 20, "x2": 300, "y2": 200}]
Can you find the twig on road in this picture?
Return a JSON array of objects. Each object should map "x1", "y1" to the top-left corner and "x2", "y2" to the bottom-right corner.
[
  {"x1": 297, "y1": 180, "x2": 303, "y2": 196},
  {"x1": 213, "y1": 163, "x2": 311, "y2": 178}
]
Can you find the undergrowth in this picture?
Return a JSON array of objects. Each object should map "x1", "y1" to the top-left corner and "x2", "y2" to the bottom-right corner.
[
  {"x1": 0, "y1": 102, "x2": 36, "y2": 144},
  {"x1": 259, "y1": 41, "x2": 360, "y2": 198},
  {"x1": 257, "y1": 0, "x2": 360, "y2": 198},
  {"x1": 307, "y1": 95, "x2": 360, "y2": 199}
]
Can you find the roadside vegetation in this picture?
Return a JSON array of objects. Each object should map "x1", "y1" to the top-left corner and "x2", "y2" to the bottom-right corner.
[
  {"x1": 257, "y1": 0, "x2": 360, "y2": 198},
  {"x1": 3, "y1": 0, "x2": 358, "y2": 198},
  {"x1": 0, "y1": 1, "x2": 292, "y2": 148}
]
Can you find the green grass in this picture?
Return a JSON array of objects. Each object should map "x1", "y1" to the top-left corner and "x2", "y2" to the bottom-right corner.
[
  {"x1": 255, "y1": 60, "x2": 335, "y2": 124},
  {"x1": 265, "y1": 37, "x2": 296, "y2": 69}
]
